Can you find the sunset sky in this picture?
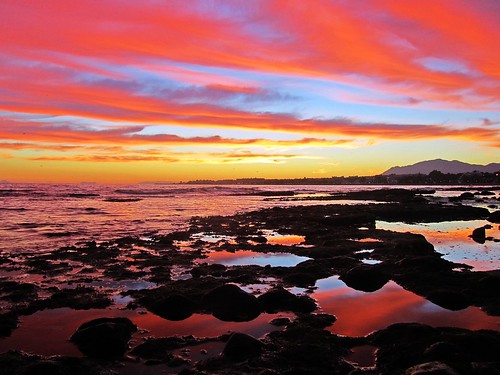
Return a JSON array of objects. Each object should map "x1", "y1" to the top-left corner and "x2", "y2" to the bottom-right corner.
[{"x1": 1, "y1": 0, "x2": 499, "y2": 183}]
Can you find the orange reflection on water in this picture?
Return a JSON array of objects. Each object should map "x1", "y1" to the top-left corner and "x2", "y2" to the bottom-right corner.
[
  {"x1": 314, "y1": 277, "x2": 500, "y2": 337},
  {"x1": 377, "y1": 220, "x2": 500, "y2": 271},
  {"x1": 266, "y1": 234, "x2": 305, "y2": 246}
]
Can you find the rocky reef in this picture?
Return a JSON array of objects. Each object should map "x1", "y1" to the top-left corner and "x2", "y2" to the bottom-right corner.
[{"x1": 0, "y1": 188, "x2": 499, "y2": 374}]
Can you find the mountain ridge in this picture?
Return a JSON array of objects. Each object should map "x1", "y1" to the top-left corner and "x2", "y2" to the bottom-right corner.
[{"x1": 382, "y1": 159, "x2": 500, "y2": 175}]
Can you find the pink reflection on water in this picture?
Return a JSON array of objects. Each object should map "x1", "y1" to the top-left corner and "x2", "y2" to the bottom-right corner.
[
  {"x1": 0, "y1": 308, "x2": 292, "y2": 357},
  {"x1": 314, "y1": 277, "x2": 500, "y2": 337}
]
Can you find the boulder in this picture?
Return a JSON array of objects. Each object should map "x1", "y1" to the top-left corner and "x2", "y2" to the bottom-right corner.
[
  {"x1": 340, "y1": 265, "x2": 389, "y2": 292},
  {"x1": 223, "y1": 332, "x2": 262, "y2": 361},
  {"x1": 258, "y1": 287, "x2": 316, "y2": 313},
  {"x1": 70, "y1": 317, "x2": 137, "y2": 359},
  {"x1": 202, "y1": 284, "x2": 262, "y2": 322},
  {"x1": 150, "y1": 294, "x2": 197, "y2": 321},
  {"x1": 488, "y1": 210, "x2": 500, "y2": 223},
  {"x1": 471, "y1": 226, "x2": 486, "y2": 244},
  {"x1": 459, "y1": 192, "x2": 474, "y2": 200}
]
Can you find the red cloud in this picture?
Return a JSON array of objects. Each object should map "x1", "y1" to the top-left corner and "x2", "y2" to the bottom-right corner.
[
  {"x1": 0, "y1": 0, "x2": 499, "y2": 154},
  {"x1": 1, "y1": 0, "x2": 499, "y2": 107}
]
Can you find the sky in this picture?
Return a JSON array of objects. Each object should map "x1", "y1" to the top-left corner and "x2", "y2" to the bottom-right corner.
[{"x1": 1, "y1": 0, "x2": 499, "y2": 183}]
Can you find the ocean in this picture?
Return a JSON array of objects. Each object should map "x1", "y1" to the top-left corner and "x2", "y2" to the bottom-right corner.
[{"x1": 0, "y1": 183, "x2": 452, "y2": 254}]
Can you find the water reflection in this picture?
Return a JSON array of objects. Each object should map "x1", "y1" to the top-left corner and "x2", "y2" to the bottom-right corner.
[
  {"x1": 198, "y1": 250, "x2": 310, "y2": 267},
  {"x1": 0, "y1": 308, "x2": 292, "y2": 357},
  {"x1": 377, "y1": 220, "x2": 500, "y2": 271},
  {"x1": 313, "y1": 276, "x2": 500, "y2": 337},
  {"x1": 263, "y1": 231, "x2": 306, "y2": 246}
]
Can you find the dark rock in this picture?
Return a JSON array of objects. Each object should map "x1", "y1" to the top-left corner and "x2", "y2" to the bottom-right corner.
[
  {"x1": 488, "y1": 210, "x2": 500, "y2": 223},
  {"x1": 396, "y1": 255, "x2": 453, "y2": 272},
  {"x1": 478, "y1": 191, "x2": 495, "y2": 196},
  {"x1": 168, "y1": 355, "x2": 191, "y2": 367},
  {"x1": 471, "y1": 362, "x2": 500, "y2": 375},
  {"x1": 190, "y1": 263, "x2": 227, "y2": 278},
  {"x1": 19, "y1": 360, "x2": 66, "y2": 375},
  {"x1": 426, "y1": 289, "x2": 471, "y2": 311},
  {"x1": 476, "y1": 274, "x2": 500, "y2": 293},
  {"x1": 293, "y1": 313, "x2": 337, "y2": 329},
  {"x1": 471, "y1": 226, "x2": 486, "y2": 244},
  {"x1": 151, "y1": 294, "x2": 197, "y2": 321},
  {"x1": 258, "y1": 287, "x2": 316, "y2": 313},
  {"x1": 70, "y1": 317, "x2": 137, "y2": 359},
  {"x1": 223, "y1": 332, "x2": 262, "y2": 361},
  {"x1": 255, "y1": 191, "x2": 295, "y2": 197},
  {"x1": 0, "y1": 312, "x2": 19, "y2": 337},
  {"x1": 423, "y1": 341, "x2": 461, "y2": 362},
  {"x1": 369, "y1": 323, "x2": 435, "y2": 346},
  {"x1": 369, "y1": 323, "x2": 500, "y2": 374},
  {"x1": 0, "y1": 351, "x2": 101, "y2": 375},
  {"x1": 131, "y1": 336, "x2": 204, "y2": 360},
  {"x1": 0, "y1": 281, "x2": 38, "y2": 302},
  {"x1": 46, "y1": 286, "x2": 112, "y2": 310},
  {"x1": 202, "y1": 284, "x2": 262, "y2": 322},
  {"x1": 283, "y1": 271, "x2": 318, "y2": 287},
  {"x1": 269, "y1": 317, "x2": 291, "y2": 326},
  {"x1": 459, "y1": 192, "x2": 475, "y2": 200},
  {"x1": 340, "y1": 264, "x2": 389, "y2": 292},
  {"x1": 405, "y1": 361, "x2": 459, "y2": 374}
]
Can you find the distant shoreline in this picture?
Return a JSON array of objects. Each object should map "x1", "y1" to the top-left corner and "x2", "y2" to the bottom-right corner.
[{"x1": 182, "y1": 172, "x2": 499, "y2": 186}]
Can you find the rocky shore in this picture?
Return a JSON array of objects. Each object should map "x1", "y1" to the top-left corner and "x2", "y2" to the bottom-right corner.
[{"x1": 0, "y1": 188, "x2": 499, "y2": 374}]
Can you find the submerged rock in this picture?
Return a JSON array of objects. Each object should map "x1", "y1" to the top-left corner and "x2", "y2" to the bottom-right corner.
[
  {"x1": 70, "y1": 317, "x2": 137, "y2": 359},
  {"x1": 202, "y1": 284, "x2": 262, "y2": 322}
]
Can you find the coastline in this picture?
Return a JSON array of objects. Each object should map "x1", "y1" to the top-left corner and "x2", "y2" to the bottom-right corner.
[{"x1": 0, "y1": 187, "x2": 499, "y2": 374}]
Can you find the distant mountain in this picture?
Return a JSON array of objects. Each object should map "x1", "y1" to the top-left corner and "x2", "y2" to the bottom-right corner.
[{"x1": 382, "y1": 159, "x2": 500, "y2": 175}]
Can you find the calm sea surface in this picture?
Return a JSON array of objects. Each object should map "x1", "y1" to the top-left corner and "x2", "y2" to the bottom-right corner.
[{"x1": 1, "y1": 183, "x2": 496, "y2": 254}]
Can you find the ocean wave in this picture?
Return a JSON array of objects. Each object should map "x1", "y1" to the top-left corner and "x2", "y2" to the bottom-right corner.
[
  {"x1": 104, "y1": 198, "x2": 142, "y2": 202},
  {"x1": 114, "y1": 185, "x2": 261, "y2": 196},
  {"x1": 67, "y1": 193, "x2": 100, "y2": 198}
]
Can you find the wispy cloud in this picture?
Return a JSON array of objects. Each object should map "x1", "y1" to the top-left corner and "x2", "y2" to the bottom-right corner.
[{"x1": 0, "y1": 0, "x2": 499, "y2": 180}]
